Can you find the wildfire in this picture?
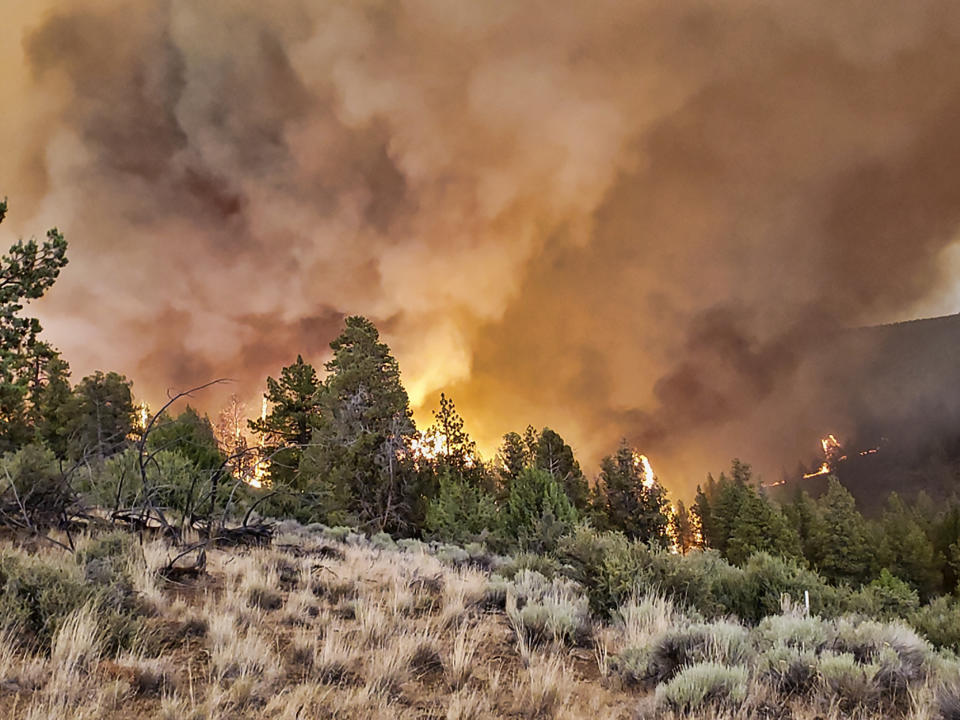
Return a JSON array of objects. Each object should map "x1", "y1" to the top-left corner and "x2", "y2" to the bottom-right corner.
[
  {"x1": 409, "y1": 431, "x2": 447, "y2": 463},
  {"x1": 249, "y1": 396, "x2": 268, "y2": 489},
  {"x1": 821, "y1": 434, "x2": 840, "y2": 457},
  {"x1": 799, "y1": 433, "x2": 880, "y2": 480},
  {"x1": 802, "y1": 462, "x2": 831, "y2": 479},
  {"x1": 129, "y1": 401, "x2": 150, "y2": 439},
  {"x1": 632, "y1": 451, "x2": 657, "y2": 489}
]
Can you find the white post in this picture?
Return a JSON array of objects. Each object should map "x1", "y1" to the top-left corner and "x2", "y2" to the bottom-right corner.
[{"x1": 804, "y1": 590, "x2": 810, "y2": 616}]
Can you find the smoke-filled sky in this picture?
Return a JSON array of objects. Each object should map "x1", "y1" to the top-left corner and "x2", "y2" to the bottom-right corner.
[{"x1": 4, "y1": 0, "x2": 960, "y2": 493}]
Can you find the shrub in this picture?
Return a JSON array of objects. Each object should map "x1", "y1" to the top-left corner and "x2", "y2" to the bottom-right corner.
[
  {"x1": 938, "y1": 679, "x2": 960, "y2": 720},
  {"x1": 496, "y1": 552, "x2": 560, "y2": 581},
  {"x1": 817, "y1": 651, "x2": 879, "y2": 712},
  {"x1": 754, "y1": 613, "x2": 832, "y2": 652},
  {"x1": 369, "y1": 532, "x2": 397, "y2": 552},
  {"x1": 503, "y1": 569, "x2": 592, "y2": 646},
  {"x1": 614, "y1": 621, "x2": 751, "y2": 687},
  {"x1": 323, "y1": 526, "x2": 353, "y2": 542},
  {"x1": 0, "y1": 550, "x2": 94, "y2": 651},
  {"x1": 757, "y1": 644, "x2": 818, "y2": 696},
  {"x1": 654, "y1": 662, "x2": 748, "y2": 714},
  {"x1": 911, "y1": 595, "x2": 960, "y2": 649},
  {"x1": 851, "y1": 570, "x2": 921, "y2": 619}
]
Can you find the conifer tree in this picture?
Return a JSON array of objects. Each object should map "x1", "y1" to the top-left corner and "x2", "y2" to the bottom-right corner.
[
  {"x1": 249, "y1": 355, "x2": 321, "y2": 486},
  {"x1": 726, "y1": 489, "x2": 802, "y2": 565},
  {"x1": 670, "y1": 500, "x2": 699, "y2": 555},
  {"x1": 877, "y1": 493, "x2": 941, "y2": 598},
  {"x1": 534, "y1": 427, "x2": 590, "y2": 512},
  {"x1": 807, "y1": 477, "x2": 874, "y2": 585},
  {"x1": 592, "y1": 440, "x2": 670, "y2": 545},
  {"x1": 63, "y1": 371, "x2": 134, "y2": 461},
  {"x1": 305, "y1": 316, "x2": 417, "y2": 531},
  {"x1": 0, "y1": 198, "x2": 68, "y2": 453}
]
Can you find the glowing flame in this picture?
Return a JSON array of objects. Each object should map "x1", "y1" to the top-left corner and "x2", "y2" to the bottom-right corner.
[
  {"x1": 803, "y1": 462, "x2": 832, "y2": 479},
  {"x1": 249, "y1": 396, "x2": 268, "y2": 489},
  {"x1": 129, "y1": 401, "x2": 150, "y2": 439},
  {"x1": 632, "y1": 451, "x2": 657, "y2": 489},
  {"x1": 821, "y1": 434, "x2": 839, "y2": 455},
  {"x1": 409, "y1": 431, "x2": 446, "y2": 462},
  {"x1": 667, "y1": 503, "x2": 681, "y2": 554}
]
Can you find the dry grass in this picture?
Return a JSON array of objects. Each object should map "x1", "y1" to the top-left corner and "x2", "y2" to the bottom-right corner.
[{"x1": 1, "y1": 531, "x2": 955, "y2": 720}]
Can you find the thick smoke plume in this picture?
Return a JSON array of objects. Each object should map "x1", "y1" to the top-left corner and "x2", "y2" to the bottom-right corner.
[{"x1": 4, "y1": 0, "x2": 960, "y2": 492}]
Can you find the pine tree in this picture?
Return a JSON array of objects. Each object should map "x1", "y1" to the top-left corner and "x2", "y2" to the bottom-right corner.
[
  {"x1": 534, "y1": 427, "x2": 590, "y2": 512},
  {"x1": 504, "y1": 465, "x2": 578, "y2": 541},
  {"x1": 592, "y1": 441, "x2": 670, "y2": 545},
  {"x1": 249, "y1": 355, "x2": 321, "y2": 487},
  {"x1": 149, "y1": 406, "x2": 224, "y2": 476},
  {"x1": 33, "y1": 354, "x2": 72, "y2": 458},
  {"x1": 807, "y1": 478, "x2": 874, "y2": 585},
  {"x1": 696, "y1": 460, "x2": 754, "y2": 556},
  {"x1": 877, "y1": 493, "x2": 941, "y2": 598},
  {"x1": 0, "y1": 198, "x2": 68, "y2": 453},
  {"x1": 783, "y1": 490, "x2": 820, "y2": 564},
  {"x1": 424, "y1": 393, "x2": 484, "y2": 485},
  {"x1": 726, "y1": 489, "x2": 802, "y2": 565},
  {"x1": 63, "y1": 371, "x2": 134, "y2": 461},
  {"x1": 496, "y1": 431, "x2": 530, "y2": 489}
]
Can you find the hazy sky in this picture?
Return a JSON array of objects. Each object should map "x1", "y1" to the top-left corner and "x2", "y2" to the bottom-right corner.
[{"x1": 4, "y1": 0, "x2": 960, "y2": 491}]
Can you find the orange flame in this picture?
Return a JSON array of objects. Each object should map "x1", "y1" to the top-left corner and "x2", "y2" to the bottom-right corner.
[
  {"x1": 802, "y1": 462, "x2": 831, "y2": 479},
  {"x1": 249, "y1": 396, "x2": 268, "y2": 489},
  {"x1": 632, "y1": 451, "x2": 657, "y2": 489}
]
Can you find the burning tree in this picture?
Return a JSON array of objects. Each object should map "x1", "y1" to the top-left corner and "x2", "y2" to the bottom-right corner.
[
  {"x1": 214, "y1": 394, "x2": 255, "y2": 481},
  {"x1": 592, "y1": 440, "x2": 670, "y2": 545}
]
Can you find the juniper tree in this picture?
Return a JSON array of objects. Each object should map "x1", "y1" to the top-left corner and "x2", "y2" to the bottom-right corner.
[{"x1": 304, "y1": 316, "x2": 418, "y2": 532}]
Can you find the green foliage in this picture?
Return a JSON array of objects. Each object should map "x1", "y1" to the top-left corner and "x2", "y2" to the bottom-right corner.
[
  {"x1": 654, "y1": 661, "x2": 748, "y2": 714},
  {"x1": 592, "y1": 441, "x2": 670, "y2": 544},
  {"x1": 0, "y1": 202, "x2": 68, "y2": 453},
  {"x1": 909, "y1": 595, "x2": 960, "y2": 649},
  {"x1": 725, "y1": 489, "x2": 801, "y2": 566},
  {"x1": 0, "y1": 543, "x2": 140, "y2": 654},
  {"x1": 76, "y1": 447, "x2": 212, "y2": 518},
  {"x1": 249, "y1": 355, "x2": 321, "y2": 487},
  {"x1": 504, "y1": 466, "x2": 577, "y2": 547},
  {"x1": 304, "y1": 317, "x2": 419, "y2": 532},
  {"x1": 558, "y1": 526, "x2": 847, "y2": 623},
  {"x1": 806, "y1": 478, "x2": 874, "y2": 585},
  {"x1": 148, "y1": 406, "x2": 223, "y2": 475},
  {"x1": 534, "y1": 428, "x2": 590, "y2": 511},
  {"x1": 424, "y1": 392, "x2": 481, "y2": 484},
  {"x1": 0, "y1": 443, "x2": 71, "y2": 521},
  {"x1": 877, "y1": 493, "x2": 941, "y2": 599},
  {"x1": 615, "y1": 621, "x2": 752, "y2": 688},
  {"x1": 693, "y1": 459, "x2": 763, "y2": 559},
  {"x1": 852, "y1": 570, "x2": 921, "y2": 619},
  {"x1": 501, "y1": 569, "x2": 592, "y2": 646},
  {"x1": 63, "y1": 371, "x2": 134, "y2": 461},
  {"x1": 424, "y1": 469, "x2": 500, "y2": 545},
  {"x1": 32, "y1": 354, "x2": 72, "y2": 458}
]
